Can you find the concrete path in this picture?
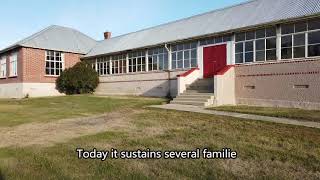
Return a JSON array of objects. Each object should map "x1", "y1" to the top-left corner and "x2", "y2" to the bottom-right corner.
[{"x1": 149, "y1": 104, "x2": 320, "y2": 129}]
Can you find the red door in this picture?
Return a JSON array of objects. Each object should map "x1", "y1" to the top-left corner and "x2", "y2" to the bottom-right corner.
[{"x1": 203, "y1": 44, "x2": 227, "y2": 78}]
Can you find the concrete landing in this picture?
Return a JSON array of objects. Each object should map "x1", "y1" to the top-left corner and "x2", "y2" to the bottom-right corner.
[{"x1": 149, "y1": 104, "x2": 320, "y2": 129}]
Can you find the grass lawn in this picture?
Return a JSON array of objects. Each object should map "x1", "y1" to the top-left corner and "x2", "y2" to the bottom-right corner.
[
  {"x1": 208, "y1": 105, "x2": 320, "y2": 123},
  {"x1": 0, "y1": 95, "x2": 166, "y2": 127},
  {"x1": 0, "y1": 96, "x2": 319, "y2": 179}
]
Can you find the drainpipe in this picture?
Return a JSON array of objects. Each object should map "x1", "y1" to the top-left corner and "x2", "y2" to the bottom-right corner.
[{"x1": 165, "y1": 44, "x2": 172, "y2": 99}]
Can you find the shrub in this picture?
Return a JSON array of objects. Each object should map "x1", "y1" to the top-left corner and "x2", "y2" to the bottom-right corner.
[{"x1": 56, "y1": 61, "x2": 99, "y2": 95}]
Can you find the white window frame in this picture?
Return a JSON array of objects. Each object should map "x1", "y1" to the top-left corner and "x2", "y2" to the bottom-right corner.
[
  {"x1": 0, "y1": 56, "x2": 6, "y2": 78},
  {"x1": 112, "y1": 54, "x2": 126, "y2": 74},
  {"x1": 280, "y1": 18, "x2": 320, "y2": 60},
  {"x1": 148, "y1": 47, "x2": 168, "y2": 71},
  {"x1": 45, "y1": 50, "x2": 64, "y2": 76},
  {"x1": 9, "y1": 53, "x2": 18, "y2": 77},
  {"x1": 235, "y1": 27, "x2": 277, "y2": 64},
  {"x1": 128, "y1": 51, "x2": 146, "y2": 73},
  {"x1": 97, "y1": 57, "x2": 110, "y2": 76},
  {"x1": 171, "y1": 42, "x2": 197, "y2": 70}
]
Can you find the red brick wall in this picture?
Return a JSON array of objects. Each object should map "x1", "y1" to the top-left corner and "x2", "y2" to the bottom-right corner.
[
  {"x1": 0, "y1": 48, "x2": 23, "y2": 84},
  {"x1": 22, "y1": 47, "x2": 81, "y2": 83},
  {"x1": 0, "y1": 47, "x2": 82, "y2": 84},
  {"x1": 235, "y1": 59, "x2": 320, "y2": 109}
]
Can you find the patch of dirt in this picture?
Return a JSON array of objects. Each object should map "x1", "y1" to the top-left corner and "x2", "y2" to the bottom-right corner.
[{"x1": 0, "y1": 110, "x2": 140, "y2": 148}]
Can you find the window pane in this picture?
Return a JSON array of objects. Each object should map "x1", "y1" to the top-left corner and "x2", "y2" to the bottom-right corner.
[
  {"x1": 308, "y1": 31, "x2": 320, "y2": 45},
  {"x1": 256, "y1": 39, "x2": 265, "y2": 50},
  {"x1": 281, "y1": 24, "x2": 294, "y2": 34},
  {"x1": 308, "y1": 18, "x2": 320, "y2": 30},
  {"x1": 191, "y1": 59, "x2": 197, "y2": 67},
  {"x1": 295, "y1": 21, "x2": 307, "y2": 32},
  {"x1": 308, "y1": 44, "x2": 320, "y2": 57},
  {"x1": 184, "y1": 51, "x2": 190, "y2": 60},
  {"x1": 256, "y1": 51, "x2": 265, "y2": 61},
  {"x1": 215, "y1": 37, "x2": 223, "y2": 43},
  {"x1": 235, "y1": 43, "x2": 243, "y2": 53},
  {"x1": 235, "y1": 33, "x2": 245, "y2": 42},
  {"x1": 281, "y1": 36, "x2": 292, "y2": 47},
  {"x1": 281, "y1": 48, "x2": 292, "y2": 59},
  {"x1": 245, "y1": 41, "x2": 253, "y2": 52},
  {"x1": 266, "y1": 50, "x2": 276, "y2": 60},
  {"x1": 191, "y1": 42, "x2": 197, "y2": 49},
  {"x1": 235, "y1": 53, "x2": 243, "y2": 63},
  {"x1": 266, "y1": 27, "x2": 276, "y2": 37},
  {"x1": 177, "y1": 60, "x2": 183, "y2": 69},
  {"x1": 183, "y1": 43, "x2": 191, "y2": 49},
  {"x1": 245, "y1": 52, "x2": 253, "y2": 62},
  {"x1": 294, "y1": 47, "x2": 305, "y2": 58},
  {"x1": 223, "y1": 35, "x2": 232, "y2": 42},
  {"x1": 246, "y1": 31, "x2": 255, "y2": 40},
  {"x1": 177, "y1": 51, "x2": 183, "y2": 60},
  {"x1": 184, "y1": 59, "x2": 190, "y2": 69},
  {"x1": 191, "y1": 49, "x2": 197, "y2": 59},
  {"x1": 294, "y1": 34, "x2": 305, "y2": 46},
  {"x1": 256, "y1": 29, "x2": 265, "y2": 39},
  {"x1": 266, "y1": 38, "x2": 276, "y2": 49}
]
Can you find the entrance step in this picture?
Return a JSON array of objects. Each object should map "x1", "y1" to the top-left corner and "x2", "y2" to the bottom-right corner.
[{"x1": 170, "y1": 78, "x2": 215, "y2": 107}]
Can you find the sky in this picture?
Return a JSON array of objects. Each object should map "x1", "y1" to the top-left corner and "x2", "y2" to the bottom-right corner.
[{"x1": 0, "y1": 0, "x2": 247, "y2": 49}]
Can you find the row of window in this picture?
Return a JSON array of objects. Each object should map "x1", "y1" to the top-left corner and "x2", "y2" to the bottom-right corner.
[
  {"x1": 0, "y1": 53, "x2": 18, "y2": 78},
  {"x1": 235, "y1": 18, "x2": 320, "y2": 63}
]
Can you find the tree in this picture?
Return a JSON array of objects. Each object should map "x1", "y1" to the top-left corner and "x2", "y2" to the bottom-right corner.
[{"x1": 56, "y1": 61, "x2": 99, "y2": 95}]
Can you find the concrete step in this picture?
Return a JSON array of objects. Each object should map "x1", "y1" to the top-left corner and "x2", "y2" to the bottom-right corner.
[
  {"x1": 172, "y1": 98, "x2": 209, "y2": 102},
  {"x1": 181, "y1": 92, "x2": 214, "y2": 96},
  {"x1": 184, "y1": 90, "x2": 214, "y2": 93},
  {"x1": 187, "y1": 86, "x2": 213, "y2": 91},
  {"x1": 170, "y1": 101, "x2": 206, "y2": 107}
]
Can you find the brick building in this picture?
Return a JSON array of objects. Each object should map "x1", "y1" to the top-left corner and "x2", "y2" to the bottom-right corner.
[{"x1": 1, "y1": 0, "x2": 320, "y2": 109}]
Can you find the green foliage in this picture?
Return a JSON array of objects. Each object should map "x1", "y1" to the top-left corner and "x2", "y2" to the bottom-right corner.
[{"x1": 56, "y1": 61, "x2": 99, "y2": 95}]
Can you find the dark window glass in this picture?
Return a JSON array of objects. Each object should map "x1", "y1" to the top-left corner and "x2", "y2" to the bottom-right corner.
[
  {"x1": 246, "y1": 31, "x2": 255, "y2": 40},
  {"x1": 191, "y1": 42, "x2": 197, "y2": 49},
  {"x1": 235, "y1": 43, "x2": 243, "y2": 53},
  {"x1": 177, "y1": 60, "x2": 183, "y2": 68},
  {"x1": 235, "y1": 53, "x2": 243, "y2": 63},
  {"x1": 308, "y1": 18, "x2": 320, "y2": 30},
  {"x1": 223, "y1": 35, "x2": 232, "y2": 42},
  {"x1": 191, "y1": 49, "x2": 197, "y2": 59},
  {"x1": 256, "y1": 39, "x2": 265, "y2": 50},
  {"x1": 215, "y1": 37, "x2": 223, "y2": 43},
  {"x1": 281, "y1": 36, "x2": 292, "y2": 47},
  {"x1": 256, "y1": 51, "x2": 265, "y2": 61},
  {"x1": 245, "y1": 52, "x2": 254, "y2": 62},
  {"x1": 294, "y1": 47, "x2": 305, "y2": 58},
  {"x1": 171, "y1": 45, "x2": 177, "y2": 52},
  {"x1": 281, "y1": 48, "x2": 292, "y2": 59},
  {"x1": 245, "y1": 41, "x2": 254, "y2": 52},
  {"x1": 191, "y1": 58, "x2": 197, "y2": 67},
  {"x1": 308, "y1": 44, "x2": 320, "y2": 57},
  {"x1": 308, "y1": 31, "x2": 320, "y2": 45},
  {"x1": 266, "y1": 27, "x2": 276, "y2": 37},
  {"x1": 177, "y1": 44, "x2": 183, "y2": 51},
  {"x1": 266, "y1": 50, "x2": 276, "y2": 60},
  {"x1": 235, "y1": 33, "x2": 245, "y2": 42},
  {"x1": 294, "y1": 34, "x2": 305, "y2": 46},
  {"x1": 184, "y1": 51, "x2": 189, "y2": 60},
  {"x1": 266, "y1": 38, "x2": 276, "y2": 49},
  {"x1": 177, "y1": 51, "x2": 183, "y2": 60},
  {"x1": 295, "y1": 21, "x2": 307, "y2": 32},
  {"x1": 183, "y1": 43, "x2": 191, "y2": 49},
  {"x1": 256, "y1": 29, "x2": 265, "y2": 39},
  {"x1": 281, "y1": 24, "x2": 294, "y2": 34}
]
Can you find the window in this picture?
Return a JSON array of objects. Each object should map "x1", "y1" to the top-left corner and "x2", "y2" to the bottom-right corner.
[
  {"x1": 9, "y1": 53, "x2": 18, "y2": 76},
  {"x1": 97, "y1": 57, "x2": 110, "y2": 76},
  {"x1": 200, "y1": 34, "x2": 232, "y2": 46},
  {"x1": 128, "y1": 51, "x2": 145, "y2": 73},
  {"x1": 45, "y1": 51, "x2": 63, "y2": 76},
  {"x1": 112, "y1": 54, "x2": 126, "y2": 74},
  {"x1": 148, "y1": 47, "x2": 168, "y2": 71},
  {"x1": 171, "y1": 41, "x2": 197, "y2": 69},
  {"x1": 281, "y1": 18, "x2": 320, "y2": 59},
  {"x1": 0, "y1": 56, "x2": 6, "y2": 78},
  {"x1": 235, "y1": 26, "x2": 276, "y2": 63}
]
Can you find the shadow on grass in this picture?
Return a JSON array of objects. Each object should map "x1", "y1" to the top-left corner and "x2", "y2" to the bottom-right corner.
[{"x1": 0, "y1": 168, "x2": 4, "y2": 180}]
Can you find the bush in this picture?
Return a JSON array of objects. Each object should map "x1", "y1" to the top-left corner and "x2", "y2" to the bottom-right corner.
[{"x1": 56, "y1": 61, "x2": 99, "y2": 95}]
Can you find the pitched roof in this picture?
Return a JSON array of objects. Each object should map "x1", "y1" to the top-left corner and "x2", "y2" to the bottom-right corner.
[
  {"x1": 85, "y1": 0, "x2": 320, "y2": 58},
  {"x1": 0, "y1": 25, "x2": 97, "y2": 54}
]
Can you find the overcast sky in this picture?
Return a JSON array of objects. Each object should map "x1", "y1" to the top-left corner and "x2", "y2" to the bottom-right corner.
[{"x1": 0, "y1": 0, "x2": 246, "y2": 49}]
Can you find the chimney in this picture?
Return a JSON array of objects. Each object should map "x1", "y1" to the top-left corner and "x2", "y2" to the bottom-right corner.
[{"x1": 104, "y1": 31, "x2": 112, "y2": 39}]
